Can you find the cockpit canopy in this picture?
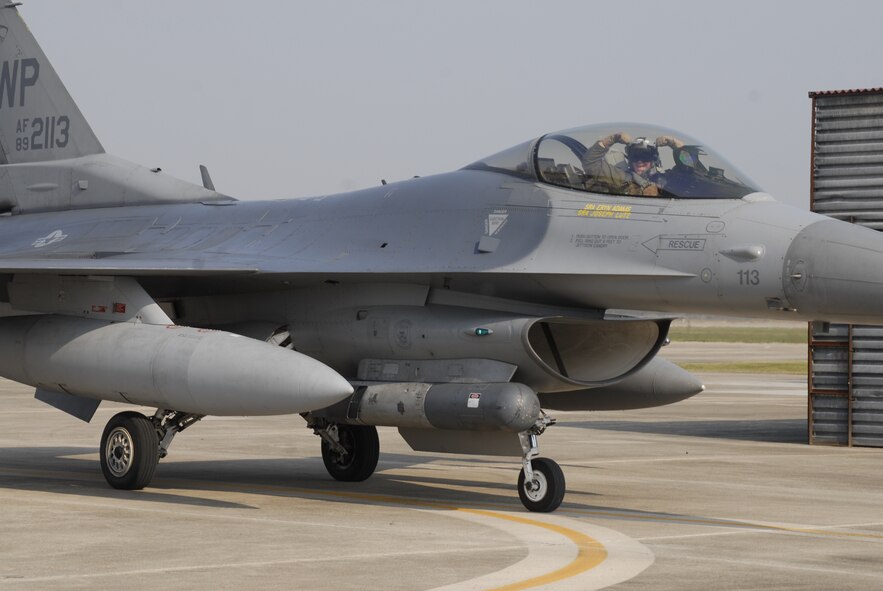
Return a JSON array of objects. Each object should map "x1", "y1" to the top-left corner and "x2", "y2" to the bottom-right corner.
[{"x1": 465, "y1": 123, "x2": 761, "y2": 199}]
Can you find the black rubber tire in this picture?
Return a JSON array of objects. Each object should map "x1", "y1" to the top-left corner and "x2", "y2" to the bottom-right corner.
[
  {"x1": 321, "y1": 424, "x2": 379, "y2": 482},
  {"x1": 517, "y1": 457, "x2": 565, "y2": 512},
  {"x1": 99, "y1": 411, "x2": 160, "y2": 490}
]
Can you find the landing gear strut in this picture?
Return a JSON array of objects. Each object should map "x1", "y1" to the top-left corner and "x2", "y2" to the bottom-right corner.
[
  {"x1": 99, "y1": 409, "x2": 202, "y2": 490},
  {"x1": 517, "y1": 415, "x2": 565, "y2": 512},
  {"x1": 309, "y1": 418, "x2": 380, "y2": 482}
]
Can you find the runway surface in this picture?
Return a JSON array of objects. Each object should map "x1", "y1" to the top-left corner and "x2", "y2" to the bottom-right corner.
[{"x1": 2, "y1": 343, "x2": 882, "y2": 590}]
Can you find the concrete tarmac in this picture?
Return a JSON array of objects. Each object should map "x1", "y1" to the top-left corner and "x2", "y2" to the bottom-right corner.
[{"x1": 1, "y1": 344, "x2": 882, "y2": 590}]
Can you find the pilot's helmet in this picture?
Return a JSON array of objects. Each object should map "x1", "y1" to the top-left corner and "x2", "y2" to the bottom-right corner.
[{"x1": 625, "y1": 137, "x2": 659, "y2": 164}]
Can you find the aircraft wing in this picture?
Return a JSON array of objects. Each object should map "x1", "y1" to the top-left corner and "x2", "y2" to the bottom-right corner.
[{"x1": 0, "y1": 199, "x2": 693, "y2": 284}]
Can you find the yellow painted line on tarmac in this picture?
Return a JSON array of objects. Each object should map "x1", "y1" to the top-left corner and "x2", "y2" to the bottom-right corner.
[
  {"x1": 461, "y1": 509, "x2": 607, "y2": 591},
  {"x1": 5, "y1": 464, "x2": 883, "y2": 545},
  {"x1": 0, "y1": 466, "x2": 609, "y2": 590},
  {"x1": 175, "y1": 481, "x2": 611, "y2": 589},
  {"x1": 6, "y1": 465, "x2": 883, "y2": 544}
]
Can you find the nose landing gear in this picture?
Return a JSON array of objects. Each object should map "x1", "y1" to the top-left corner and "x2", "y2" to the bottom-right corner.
[{"x1": 517, "y1": 417, "x2": 565, "y2": 512}]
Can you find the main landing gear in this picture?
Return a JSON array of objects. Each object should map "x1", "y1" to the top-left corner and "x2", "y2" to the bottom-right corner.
[
  {"x1": 99, "y1": 409, "x2": 202, "y2": 490},
  {"x1": 310, "y1": 419, "x2": 380, "y2": 482}
]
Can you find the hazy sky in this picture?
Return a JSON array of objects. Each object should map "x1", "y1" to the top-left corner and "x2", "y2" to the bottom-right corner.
[{"x1": 18, "y1": 1, "x2": 883, "y2": 208}]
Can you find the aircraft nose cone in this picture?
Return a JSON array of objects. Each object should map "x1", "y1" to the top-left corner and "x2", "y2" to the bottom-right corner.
[{"x1": 785, "y1": 219, "x2": 883, "y2": 323}]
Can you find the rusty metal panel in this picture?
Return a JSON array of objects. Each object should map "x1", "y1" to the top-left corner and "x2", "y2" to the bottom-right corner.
[{"x1": 808, "y1": 322, "x2": 850, "y2": 444}]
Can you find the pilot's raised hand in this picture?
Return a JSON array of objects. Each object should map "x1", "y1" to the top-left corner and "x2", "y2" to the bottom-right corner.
[
  {"x1": 599, "y1": 132, "x2": 632, "y2": 148},
  {"x1": 655, "y1": 135, "x2": 684, "y2": 149}
]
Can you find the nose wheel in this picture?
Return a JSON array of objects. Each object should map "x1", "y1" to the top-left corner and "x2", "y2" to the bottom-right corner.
[
  {"x1": 517, "y1": 419, "x2": 565, "y2": 512},
  {"x1": 518, "y1": 457, "x2": 565, "y2": 512}
]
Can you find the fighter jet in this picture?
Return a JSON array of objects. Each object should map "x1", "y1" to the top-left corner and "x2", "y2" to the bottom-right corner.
[{"x1": 0, "y1": 6, "x2": 880, "y2": 513}]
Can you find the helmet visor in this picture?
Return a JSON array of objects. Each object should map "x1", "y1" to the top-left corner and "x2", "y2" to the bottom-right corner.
[{"x1": 628, "y1": 148, "x2": 655, "y2": 162}]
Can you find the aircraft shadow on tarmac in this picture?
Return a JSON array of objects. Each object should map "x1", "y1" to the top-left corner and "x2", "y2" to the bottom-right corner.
[
  {"x1": 0, "y1": 446, "x2": 791, "y2": 531},
  {"x1": 0, "y1": 446, "x2": 256, "y2": 509},
  {"x1": 0, "y1": 446, "x2": 609, "y2": 512},
  {"x1": 565, "y1": 418, "x2": 807, "y2": 444}
]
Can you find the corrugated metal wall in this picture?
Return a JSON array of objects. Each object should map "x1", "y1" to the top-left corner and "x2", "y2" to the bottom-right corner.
[
  {"x1": 851, "y1": 326, "x2": 883, "y2": 446},
  {"x1": 809, "y1": 323, "x2": 849, "y2": 445},
  {"x1": 812, "y1": 91, "x2": 883, "y2": 228},
  {"x1": 809, "y1": 89, "x2": 883, "y2": 447}
]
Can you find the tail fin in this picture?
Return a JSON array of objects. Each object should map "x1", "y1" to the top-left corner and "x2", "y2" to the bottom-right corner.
[
  {"x1": 0, "y1": 6, "x2": 228, "y2": 213},
  {"x1": 0, "y1": 5, "x2": 103, "y2": 164}
]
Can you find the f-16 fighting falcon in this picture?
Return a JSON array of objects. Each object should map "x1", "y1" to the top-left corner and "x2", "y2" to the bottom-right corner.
[{"x1": 0, "y1": 5, "x2": 879, "y2": 512}]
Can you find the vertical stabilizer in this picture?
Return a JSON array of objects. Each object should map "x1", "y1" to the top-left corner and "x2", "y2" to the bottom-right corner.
[{"x1": 0, "y1": 5, "x2": 103, "y2": 164}]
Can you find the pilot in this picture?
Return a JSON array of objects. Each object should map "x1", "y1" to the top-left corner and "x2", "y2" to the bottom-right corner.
[{"x1": 582, "y1": 133, "x2": 684, "y2": 197}]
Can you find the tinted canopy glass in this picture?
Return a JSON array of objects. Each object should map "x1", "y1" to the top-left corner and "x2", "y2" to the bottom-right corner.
[
  {"x1": 535, "y1": 124, "x2": 760, "y2": 199},
  {"x1": 465, "y1": 123, "x2": 761, "y2": 199}
]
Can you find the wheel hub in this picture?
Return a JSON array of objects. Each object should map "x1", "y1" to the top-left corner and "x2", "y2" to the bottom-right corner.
[
  {"x1": 105, "y1": 427, "x2": 134, "y2": 477},
  {"x1": 523, "y1": 472, "x2": 548, "y2": 502}
]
